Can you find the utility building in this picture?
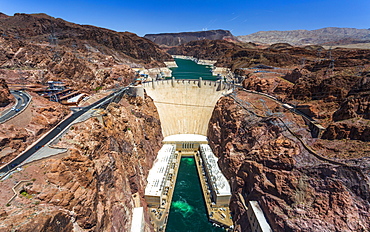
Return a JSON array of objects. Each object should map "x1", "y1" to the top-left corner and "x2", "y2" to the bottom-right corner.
[
  {"x1": 163, "y1": 134, "x2": 208, "y2": 154},
  {"x1": 247, "y1": 201, "x2": 272, "y2": 232},
  {"x1": 145, "y1": 144, "x2": 177, "y2": 207},
  {"x1": 131, "y1": 207, "x2": 145, "y2": 232},
  {"x1": 199, "y1": 144, "x2": 231, "y2": 207}
]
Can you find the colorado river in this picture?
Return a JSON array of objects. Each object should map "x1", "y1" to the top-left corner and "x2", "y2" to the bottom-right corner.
[
  {"x1": 170, "y1": 58, "x2": 217, "y2": 80},
  {"x1": 166, "y1": 157, "x2": 224, "y2": 232}
]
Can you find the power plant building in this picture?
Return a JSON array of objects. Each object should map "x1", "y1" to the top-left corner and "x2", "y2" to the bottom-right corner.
[
  {"x1": 145, "y1": 144, "x2": 176, "y2": 207},
  {"x1": 199, "y1": 144, "x2": 231, "y2": 206}
]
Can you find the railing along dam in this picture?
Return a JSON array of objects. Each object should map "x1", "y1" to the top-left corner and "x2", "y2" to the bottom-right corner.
[{"x1": 143, "y1": 78, "x2": 233, "y2": 137}]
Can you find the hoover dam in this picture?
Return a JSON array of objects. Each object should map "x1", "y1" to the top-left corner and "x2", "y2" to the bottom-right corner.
[
  {"x1": 142, "y1": 59, "x2": 234, "y2": 231},
  {"x1": 143, "y1": 78, "x2": 232, "y2": 137},
  {"x1": 141, "y1": 59, "x2": 271, "y2": 232}
]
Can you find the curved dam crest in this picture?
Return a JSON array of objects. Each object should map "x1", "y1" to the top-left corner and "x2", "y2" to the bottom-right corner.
[{"x1": 143, "y1": 79, "x2": 233, "y2": 137}]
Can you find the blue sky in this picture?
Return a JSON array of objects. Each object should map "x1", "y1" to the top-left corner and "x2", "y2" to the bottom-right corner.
[{"x1": 1, "y1": 0, "x2": 369, "y2": 36}]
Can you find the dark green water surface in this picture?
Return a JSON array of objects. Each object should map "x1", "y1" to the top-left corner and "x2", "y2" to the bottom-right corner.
[
  {"x1": 170, "y1": 58, "x2": 217, "y2": 80},
  {"x1": 166, "y1": 157, "x2": 224, "y2": 232}
]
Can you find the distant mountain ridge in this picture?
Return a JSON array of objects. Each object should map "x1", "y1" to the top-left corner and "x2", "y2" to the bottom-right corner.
[
  {"x1": 237, "y1": 27, "x2": 370, "y2": 46},
  {"x1": 144, "y1": 29, "x2": 237, "y2": 46}
]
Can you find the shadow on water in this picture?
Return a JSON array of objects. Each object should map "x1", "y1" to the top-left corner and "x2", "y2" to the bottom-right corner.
[
  {"x1": 171, "y1": 58, "x2": 217, "y2": 81},
  {"x1": 166, "y1": 157, "x2": 224, "y2": 232}
]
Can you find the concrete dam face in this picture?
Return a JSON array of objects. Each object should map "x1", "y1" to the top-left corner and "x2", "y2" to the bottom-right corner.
[{"x1": 143, "y1": 79, "x2": 233, "y2": 137}]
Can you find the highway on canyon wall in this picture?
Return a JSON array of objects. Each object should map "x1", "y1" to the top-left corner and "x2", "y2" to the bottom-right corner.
[{"x1": 0, "y1": 87, "x2": 128, "y2": 177}]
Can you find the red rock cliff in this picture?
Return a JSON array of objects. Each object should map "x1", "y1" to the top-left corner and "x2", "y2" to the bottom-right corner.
[
  {"x1": 0, "y1": 95, "x2": 163, "y2": 231},
  {"x1": 207, "y1": 91, "x2": 370, "y2": 232}
]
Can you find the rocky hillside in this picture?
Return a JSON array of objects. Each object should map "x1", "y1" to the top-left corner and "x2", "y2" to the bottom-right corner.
[
  {"x1": 144, "y1": 29, "x2": 237, "y2": 46},
  {"x1": 237, "y1": 27, "x2": 370, "y2": 46},
  {"x1": 208, "y1": 91, "x2": 370, "y2": 232},
  {"x1": 0, "y1": 13, "x2": 172, "y2": 91},
  {"x1": 0, "y1": 78, "x2": 13, "y2": 107},
  {"x1": 0, "y1": 95, "x2": 163, "y2": 231}
]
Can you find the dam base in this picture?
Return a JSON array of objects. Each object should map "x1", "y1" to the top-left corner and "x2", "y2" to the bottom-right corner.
[{"x1": 145, "y1": 134, "x2": 233, "y2": 232}]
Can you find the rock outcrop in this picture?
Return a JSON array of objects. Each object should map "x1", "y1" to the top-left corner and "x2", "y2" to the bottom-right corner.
[
  {"x1": 0, "y1": 95, "x2": 163, "y2": 231},
  {"x1": 322, "y1": 119, "x2": 370, "y2": 141},
  {"x1": 333, "y1": 96, "x2": 370, "y2": 121},
  {"x1": 0, "y1": 13, "x2": 172, "y2": 65},
  {"x1": 144, "y1": 29, "x2": 237, "y2": 46},
  {"x1": 0, "y1": 78, "x2": 13, "y2": 107},
  {"x1": 207, "y1": 91, "x2": 370, "y2": 232}
]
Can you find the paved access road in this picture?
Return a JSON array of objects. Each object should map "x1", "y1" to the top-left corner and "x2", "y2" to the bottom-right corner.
[
  {"x1": 0, "y1": 87, "x2": 127, "y2": 175},
  {"x1": 0, "y1": 90, "x2": 31, "y2": 123}
]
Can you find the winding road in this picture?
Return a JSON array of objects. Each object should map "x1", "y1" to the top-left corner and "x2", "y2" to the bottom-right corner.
[
  {"x1": 0, "y1": 90, "x2": 31, "y2": 123},
  {"x1": 0, "y1": 87, "x2": 128, "y2": 176}
]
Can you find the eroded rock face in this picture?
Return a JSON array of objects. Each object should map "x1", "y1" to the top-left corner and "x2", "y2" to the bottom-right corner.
[
  {"x1": 0, "y1": 13, "x2": 171, "y2": 65},
  {"x1": 208, "y1": 93, "x2": 370, "y2": 232},
  {"x1": 322, "y1": 119, "x2": 370, "y2": 141},
  {"x1": 0, "y1": 78, "x2": 13, "y2": 107},
  {"x1": 333, "y1": 75, "x2": 370, "y2": 121},
  {"x1": 0, "y1": 13, "x2": 172, "y2": 91},
  {"x1": 0, "y1": 95, "x2": 163, "y2": 231},
  {"x1": 242, "y1": 73, "x2": 292, "y2": 96}
]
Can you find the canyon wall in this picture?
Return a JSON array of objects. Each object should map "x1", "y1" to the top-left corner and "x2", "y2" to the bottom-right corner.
[
  {"x1": 0, "y1": 95, "x2": 163, "y2": 231},
  {"x1": 207, "y1": 91, "x2": 370, "y2": 232}
]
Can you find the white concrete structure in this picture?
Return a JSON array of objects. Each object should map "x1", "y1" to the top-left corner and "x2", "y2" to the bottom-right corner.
[
  {"x1": 197, "y1": 59, "x2": 217, "y2": 66},
  {"x1": 143, "y1": 79, "x2": 232, "y2": 137},
  {"x1": 164, "y1": 61, "x2": 178, "y2": 68},
  {"x1": 145, "y1": 144, "x2": 176, "y2": 206},
  {"x1": 163, "y1": 134, "x2": 208, "y2": 153},
  {"x1": 67, "y1": 93, "x2": 87, "y2": 104},
  {"x1": 199, "y1": 144, "x2": 231, "y2": 206},
  {"x1": 131, "y1": 207, "x2": 145, "y2": 232},
  {"x1": 172, "y1": 55, "x2": 197, "y2": 61},
  {"x1": 212, "y1": 67, "x2": 230, "y2": 77},
  {"x1": 247, "y1": 201, "x2": 272, "y2": 232},
  {"x1": 133, "y1": 67, "x2": 172, "y2": 79}
]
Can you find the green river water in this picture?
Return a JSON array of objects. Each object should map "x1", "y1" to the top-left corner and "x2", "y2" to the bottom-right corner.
[
  {"x1": 170, "y1": 58, "x2": 217, "y2": 80},
  {"x1": 166, "y1": 59, "x2": 224, "y2": 231},
  {"x1": 166, "y1": 158, "x2": 224, "y2": 232}
]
